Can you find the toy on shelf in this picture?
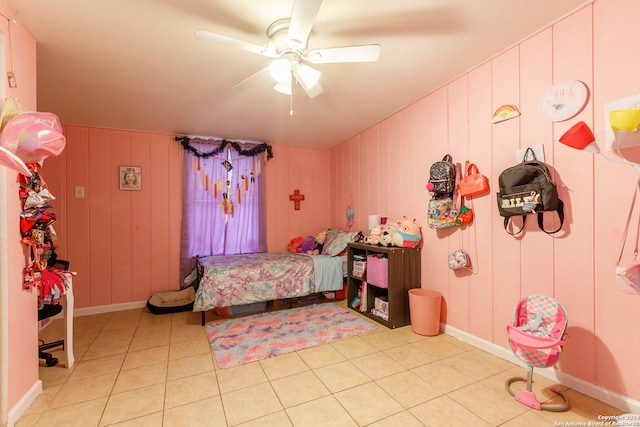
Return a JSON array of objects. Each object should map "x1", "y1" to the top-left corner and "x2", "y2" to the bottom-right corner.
[
  {"x1": 363, "y1": 225, "x2": 381, "y2": 245},
  {"x1": 391, "y1": 218, "x2": 422, "y2": 248},
  {"x1": 378, "y1": 222, "x2": 397, "y2": 247}
]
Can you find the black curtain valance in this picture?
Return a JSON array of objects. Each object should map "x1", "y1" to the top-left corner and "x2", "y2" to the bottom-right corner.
[{"x1": 175, "y1": 136, "x2": 273, "y2": 160}]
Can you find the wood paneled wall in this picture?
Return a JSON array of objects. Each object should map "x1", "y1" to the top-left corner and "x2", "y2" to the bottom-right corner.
[
  {"x1": 44, "y1": 128, "x2": 183, "y2": 308},
  {"x1": 38, "y1": 0, "x2": 639, "y2": 408},
  {"x1": 329, "y1": 0, "x2": 640, "y2": 404},
  {"x1": 1, "y1": 8, "x2": 39, "y2": 415},
  {"x1": 43, "y1": 132, "x2": 333, "y2": 309}
]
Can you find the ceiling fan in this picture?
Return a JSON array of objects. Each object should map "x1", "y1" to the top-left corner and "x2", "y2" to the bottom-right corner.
[{"x1": 195, "y1": 0, "x2": 381, "y2": 98}]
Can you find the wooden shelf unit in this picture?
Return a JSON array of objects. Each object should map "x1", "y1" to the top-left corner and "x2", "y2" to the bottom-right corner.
[{"x1": 346, "y1": 242, "x2": 421, "y2": 328}]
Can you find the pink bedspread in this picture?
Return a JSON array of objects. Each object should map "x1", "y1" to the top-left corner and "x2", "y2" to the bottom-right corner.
[{"x1": 193, "y1": 252, "x2": 314, "y2": 311}]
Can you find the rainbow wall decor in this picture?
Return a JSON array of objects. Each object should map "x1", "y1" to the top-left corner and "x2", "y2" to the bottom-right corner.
[{"x1": 492, "y1": 104, "x2": 521, "y2": 123}]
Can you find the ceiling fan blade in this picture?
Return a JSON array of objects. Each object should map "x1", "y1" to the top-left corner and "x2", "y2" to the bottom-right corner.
[
  {"x1": 195, "y1": 29, "x2": 267, "y2": 56},
  {"x1": 306, "y1": 44, "x2": 381, "y2": 64},
  {"x1": 288, "y1": 0, "x2": 323, "y2": 47},
  {"x1": 232, "y1": 66, "x2": 272, "y2": 91}
]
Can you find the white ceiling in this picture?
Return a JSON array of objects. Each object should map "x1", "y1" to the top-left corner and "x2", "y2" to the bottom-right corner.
[{"x1": 6, "y1": 0, "x2": 587, "y2": 149}]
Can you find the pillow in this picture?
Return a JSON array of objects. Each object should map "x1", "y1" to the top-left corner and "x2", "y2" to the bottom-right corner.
[
  {"x1": 322, "y1": 229, "x2": 358, "y2": 256},
  {"x1": 322, "y1": 228, "x2": 341, "y2": 245}
]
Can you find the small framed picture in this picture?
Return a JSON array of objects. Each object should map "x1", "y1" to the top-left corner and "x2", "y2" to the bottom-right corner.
[{"x1": 119, "y1": 166, "x2": 141, "y2": 191}]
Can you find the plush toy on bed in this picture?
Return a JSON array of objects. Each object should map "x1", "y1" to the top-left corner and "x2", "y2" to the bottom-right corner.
[
  {"x1": 391, "y1": 217, "x2": 422, "y2": 248},
  {"x1": 301, "y1": 235, "x2": 319, "y2": 254},
  {"x1": 315, "y1": 230, "x2": 326, "y2": 244},
  {"x1": 288, "y1": 236, "x2": 304, "y2": 253},
  {"x1": 308, "y1": 230, "x2": 325, "y2": 253}
]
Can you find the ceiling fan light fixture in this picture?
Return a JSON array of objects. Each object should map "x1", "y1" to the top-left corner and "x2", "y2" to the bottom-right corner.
[
  {"x1": 274, "y1": 78, "x2": 292, "y2": 95},
  {"x1": 269, "y1": 59, "x2": 291, "y2": 82},
  {"x1": 295, "y1": 63, "x2": 320, "y2": 89},
  {"x1": 196, "y1": 0, "x2": 379, "y2": 100}
]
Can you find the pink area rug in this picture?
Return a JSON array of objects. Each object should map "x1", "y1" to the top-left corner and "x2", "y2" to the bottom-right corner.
[{"x1": 205, "y1": 303, "x2": 377, "y2": 368}]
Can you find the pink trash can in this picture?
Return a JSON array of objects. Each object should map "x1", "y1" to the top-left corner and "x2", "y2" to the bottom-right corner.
[{"x1": 408, "y1": 289, "x2": 442, "y2": 336}]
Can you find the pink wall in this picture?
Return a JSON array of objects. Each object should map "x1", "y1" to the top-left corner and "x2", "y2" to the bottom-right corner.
[
  {"x1": 7, "y1": 0, "x2": 639, "y2": 414},
  {"x1": 264, "y1": 145, "x2": 332, "y2": 249},
  {"x1": 329, "y1": 0, "x2": 640, "y2": 404},
  {"x1": 0, "y1": 5, "x2": 39, "y2": 418},
  {"x1": 43, "y1": 134, "x2": 333, "y2": 309},
  {"x1": 44, "y1": 129, "x2": 183, "y2": 308}
]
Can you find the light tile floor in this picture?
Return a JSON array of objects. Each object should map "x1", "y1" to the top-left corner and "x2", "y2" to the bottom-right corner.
[{"x1": 20, "y1": 301, "x2": 625, "y2": 427}]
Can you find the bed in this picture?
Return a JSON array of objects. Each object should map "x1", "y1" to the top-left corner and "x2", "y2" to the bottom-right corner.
[{"x1": 194, "y1": 252, "x2": 347, "y2": 325}]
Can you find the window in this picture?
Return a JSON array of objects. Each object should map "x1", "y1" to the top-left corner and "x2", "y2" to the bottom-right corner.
[{"x1": 179, "y1": 138, "x2": 270, "y2": 281}]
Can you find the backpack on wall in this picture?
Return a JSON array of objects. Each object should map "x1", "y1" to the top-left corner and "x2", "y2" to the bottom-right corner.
[
  {"x1": 427, "y1": 154, "x2": 456, "y2": 196},
  {"x1": 496, "y1": 147, "x2": 564, "y2": 235}
]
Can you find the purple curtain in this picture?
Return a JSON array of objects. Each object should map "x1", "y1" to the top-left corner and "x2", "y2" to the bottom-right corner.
[{"x1": 179, "y1": 139, "x2": 267, "y2": 283}]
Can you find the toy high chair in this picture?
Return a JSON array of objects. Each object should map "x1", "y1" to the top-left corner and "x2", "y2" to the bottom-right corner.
[{"x1": 505, "y1": 294, "x2": 570, "y2": 411}]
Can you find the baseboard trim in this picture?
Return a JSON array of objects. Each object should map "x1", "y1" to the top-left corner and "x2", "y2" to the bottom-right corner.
[
  {"x1": 73, "y1": 301, "x2": 148, "y2": 317},
  {"x1": 442, "y1": 323, "x2": 640, "y2": 415},
  {"x1": 7, "y1": 380, "x2": 41, "y2": 427}
]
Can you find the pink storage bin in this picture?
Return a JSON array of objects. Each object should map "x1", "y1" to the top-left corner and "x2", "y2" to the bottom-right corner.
[{"x1": 367, "y1": 255, "x2": 388, "y2": 288}]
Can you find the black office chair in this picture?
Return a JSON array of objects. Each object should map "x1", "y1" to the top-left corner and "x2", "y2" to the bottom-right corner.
[{"x1": 38, "y1": 259, "x2": 69, "y2": 367}]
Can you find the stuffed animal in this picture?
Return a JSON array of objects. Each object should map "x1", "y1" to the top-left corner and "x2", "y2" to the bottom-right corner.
[
  {"x1": 364, "y1": 225, "x2": 382, "y2": 245},
  {"x1": 310, "y1": 230, "x2": 328, "y2": 253},
  {"x1": 288, "y1": 236, "x2": 304, "y2": 253},
  {"x1": 315, "y1": 230, "x2": 327, "y2": 245},
  {"x1": 300, "y1": 235, "x2": 318, "y2": 254},
  {"x1": 378, "y1": 222, "x2": 397, "y2": 247},
  {"x1": 391, "y1": 218, "x2": 422, "y2": 248}
]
